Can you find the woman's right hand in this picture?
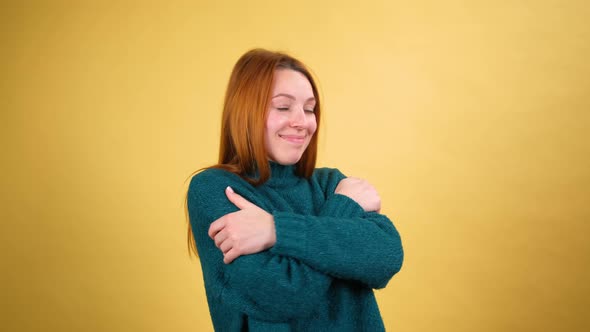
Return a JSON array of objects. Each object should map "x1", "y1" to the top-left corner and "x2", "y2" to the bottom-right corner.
[
  {"x1": 208, "y1": 186, "x2": 276, "y2": 264},
  {"x1": 334, "y1": 177, "x2": 381, "y2": 213}
]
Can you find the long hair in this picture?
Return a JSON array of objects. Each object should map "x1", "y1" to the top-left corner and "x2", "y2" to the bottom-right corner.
[{"x1": 187, "y1": 49, "x2": 322, "y2": 256}]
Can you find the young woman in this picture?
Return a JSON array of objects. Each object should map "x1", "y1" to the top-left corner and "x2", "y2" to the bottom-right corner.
[{"x1": 186, "y1": 48, "x2": 403, "y2": 331}]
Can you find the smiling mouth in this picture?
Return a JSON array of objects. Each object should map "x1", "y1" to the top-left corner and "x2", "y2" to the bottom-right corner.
[{"x1": 279, "y1": 134, "x2": 306, "y2": 144}]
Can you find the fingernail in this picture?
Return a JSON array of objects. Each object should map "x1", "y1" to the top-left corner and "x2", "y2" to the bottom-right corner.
[{"x1": 226, "y1": 186, "x2": 234, "y2": 193}]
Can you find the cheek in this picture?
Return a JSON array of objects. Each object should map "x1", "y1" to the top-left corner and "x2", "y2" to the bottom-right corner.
[
  {"x1": 266, "y1": 112, "x2": 286, "y2": 133},
  {"x1": 308, "y1": 115, "x2": 318, "y2": 135}
]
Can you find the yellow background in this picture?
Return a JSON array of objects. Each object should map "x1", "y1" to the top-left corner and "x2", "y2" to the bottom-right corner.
[{"x1": 2, "y1": 1, "x2": 589, "y2": 331}]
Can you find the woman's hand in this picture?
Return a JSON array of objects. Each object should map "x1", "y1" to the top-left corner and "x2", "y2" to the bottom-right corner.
[
  {"x1": 335, "y1": 177, "x2": 381, "y2": 213},
  {"x1": 208, "y1": 186, "x2": 276, "y2": 264}
]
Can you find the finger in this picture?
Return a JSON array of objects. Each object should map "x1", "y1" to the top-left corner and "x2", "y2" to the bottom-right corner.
[
  {"x1": 219, "y1": 237, "x2": 232, "y2": 254},
  {"x1": 223, "y1": 248, "x2": 240, "y2": 264},
  {"x1": 208, "y1": 218, "x2": 226, "y2": 239},
  {"x1": 225, "y1": 186, "x2": 256, "y2": 210},
  {"x1": 213, "y1": 229, "x2": 228, "y2": 248}
]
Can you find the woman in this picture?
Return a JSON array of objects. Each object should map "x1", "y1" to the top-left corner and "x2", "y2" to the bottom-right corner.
[{"x1": 187, "y1": 48, "x2": 403, "y2": 331}]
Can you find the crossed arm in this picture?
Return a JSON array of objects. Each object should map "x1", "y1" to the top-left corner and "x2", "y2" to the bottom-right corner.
[
  {"x1": 210, "y1": 177, "x2": 383, "y2": 264},
  {"x1": 187, "y1": 170, "x2": 403, "y2": 321}
]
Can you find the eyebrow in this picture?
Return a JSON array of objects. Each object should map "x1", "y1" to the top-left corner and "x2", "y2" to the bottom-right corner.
[{"x1": 272, "y1": 93, "x2": 316, "y2": 103}]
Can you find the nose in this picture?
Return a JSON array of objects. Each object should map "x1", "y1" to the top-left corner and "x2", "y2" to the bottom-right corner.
[{"x1": 289, "y1": 108, "x2": 307, "y2": 128}]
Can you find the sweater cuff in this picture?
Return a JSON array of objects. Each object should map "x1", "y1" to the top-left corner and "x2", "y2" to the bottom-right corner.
[
  {"x1": 270, "y1": 212, "x2": 310, "y2": 258},
  {"x1": 318, "y1": 194, "x2": 366, "y2": 218}
]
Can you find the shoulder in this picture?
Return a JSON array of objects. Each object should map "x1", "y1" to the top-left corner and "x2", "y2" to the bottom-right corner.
[
  {"x1": 189, "y1": 167, "x2": 239, "y2": 185},
  {"x1": 188, "y1": 168, "x2": 249, "y2": 200},
  {"x1": 311, "y1": 167, "x2": 347, "y2": 193},
  {"x1": 187, "y1": 168, "x2": 253, "y2": 223},
  {"x1": 312, "y1": 167, "x2": 347, "y2": 182}
]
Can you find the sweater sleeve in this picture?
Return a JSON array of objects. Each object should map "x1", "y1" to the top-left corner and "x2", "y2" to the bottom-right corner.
[
  {"x1": 187, "y1": 170, "x2": 333, "y2": 322},
  {"x1": 269, "y1": 168, "x2": 404, "y2": 289}
]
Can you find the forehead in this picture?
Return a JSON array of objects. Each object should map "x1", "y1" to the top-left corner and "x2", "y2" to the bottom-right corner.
[{"x1": 272, "y1": 69, "x2": 314, "y2": 96}]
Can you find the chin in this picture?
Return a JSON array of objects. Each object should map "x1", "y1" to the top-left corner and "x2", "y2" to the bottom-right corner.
[
  {"x1": 276, "y1": 159, "x2": 301, "y2": 166},
  {"x1": 273, "y1": 154, "x2": 303, "y2": 165}
]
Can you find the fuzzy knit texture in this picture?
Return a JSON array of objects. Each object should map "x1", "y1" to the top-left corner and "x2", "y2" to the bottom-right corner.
[{"x1": 187, "y1": 162, "x2": 404, "y2": 331}]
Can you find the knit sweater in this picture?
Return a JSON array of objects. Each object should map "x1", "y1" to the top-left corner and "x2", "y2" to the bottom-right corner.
[{"x1": 187, "y1": 162, "x2": 404, "y2": 331}]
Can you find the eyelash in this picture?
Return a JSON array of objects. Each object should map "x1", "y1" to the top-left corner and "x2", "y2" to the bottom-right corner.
[{"x1": 277, "y1": 107, "x2": 315, "y2": 113}]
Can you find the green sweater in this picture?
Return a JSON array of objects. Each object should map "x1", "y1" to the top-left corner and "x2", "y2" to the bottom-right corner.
[{"x1": 187, "y1": 162, "x2": 404, "y2": 331}]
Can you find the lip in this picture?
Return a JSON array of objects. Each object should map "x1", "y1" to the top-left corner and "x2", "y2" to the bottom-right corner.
[{"x1": 279, "y1": 134, "x2": 306, "y2": 144}]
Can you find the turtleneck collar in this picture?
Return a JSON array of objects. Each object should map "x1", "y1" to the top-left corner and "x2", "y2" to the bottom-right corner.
[{"x1": 265, "y1": 161, "x2": 300, "y2": 188}]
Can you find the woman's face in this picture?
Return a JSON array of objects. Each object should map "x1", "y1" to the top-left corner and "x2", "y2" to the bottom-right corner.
[{"x1": 265, "y1": 69, "x2": 317, "y2": 165}]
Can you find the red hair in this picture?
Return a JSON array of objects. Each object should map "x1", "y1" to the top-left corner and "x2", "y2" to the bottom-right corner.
[{"x1": 187, "y1": 49, "x2": 321, "y2": 256}]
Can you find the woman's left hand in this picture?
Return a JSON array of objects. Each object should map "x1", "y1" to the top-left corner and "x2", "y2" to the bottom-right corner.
[{"x1": 208, "y1": 186, "x2": 276, "y2": 264}]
